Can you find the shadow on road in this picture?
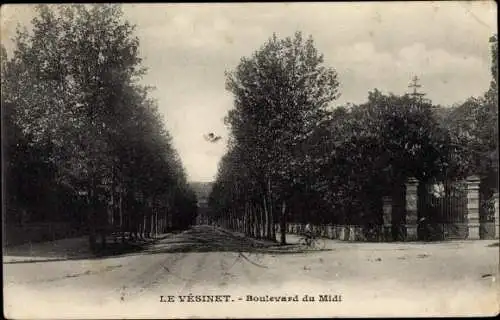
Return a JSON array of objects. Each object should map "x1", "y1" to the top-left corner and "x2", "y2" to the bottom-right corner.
[
  {"x1": 145, "y1": 225, "x2": 333, "y2": 256},
  {"x1": 3, "y1": 236, "x2": 168, "y2": 264},
  {"x1": 3, "y1": 226, "x2": 331, "y2": 264}
]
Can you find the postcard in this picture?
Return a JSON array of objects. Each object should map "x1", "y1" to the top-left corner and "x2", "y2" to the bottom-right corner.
[{"x1": 2, "y1": 2, "x2": 499, "y2": 318}]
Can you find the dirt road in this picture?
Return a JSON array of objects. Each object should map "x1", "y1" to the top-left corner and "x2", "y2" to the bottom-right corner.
[{"x1": 3, "y1": 225, "x2": 499, "y2": 318}]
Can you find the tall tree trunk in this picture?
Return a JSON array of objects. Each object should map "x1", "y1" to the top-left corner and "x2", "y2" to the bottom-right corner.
[
  {"x1": 269, "y1": 201, "x2": 274, "y2": 241},
  {"x1": 280, "y1": 200, "x2": 287, "y2": 245},
  {"x1": 145, "y1": 208, "x2": 150, "y2": 238},
  {"x1": 253, "y1": 205, "x2": 257, "y2": 238},
  {"x1": 128, "y1": 199, "x2": 135, "y2": 241},
  {"x1": 140, "y1": 209, "x2": 145, "y2": 239},
  {"x1": 159, "y1": 211, "x2": 163, "y2": 234},
  {"x1": 100, "y1": 210, "x2": 107, "y2": 250},
  {"x1": 245, "y1": 202, "x2": 251, "y2": 236},
  {"x1": 255, "y1": 205, "x2": 260, "y2": 239},
  {"x1": 119, "y1": 189, "x2": 125, "y2": 243},
  {"x1": 88, "y1": 189, "x2": 97, "y2": 252},
  {"x1": 101, "y1": 196, "x2": 108, "y2": 249},
  {"x1": 243, "y1": 204, "x2": 247, "y2": 235},
  {"x1": 150, "y1": 208, "x2": 154, "y2": 238},
  {"x1": 263, "y1": 197, "x2": 270, "y2": 240},
  {"x1": 262, "y1": 201, "x2": 268, "y2": 239},
  {"x1": 163, "y1": 210, "x2": 167, "y2": 233},
  {"x1": 155, "y1": 210, "x2": 158, "y2": 237},
  {"x1": 243, "y1": 203, "x2": 247, "y2": 235},
  {"x1": 251, "y1": 204, "x2": 256, "y2": 238},
  {"x1": 166, "y1": 208, "x2": 170, "y2": 231},
  {"x1": 248, "y1": 205, "x2": 252, "y2": 236},
  {"x1": 263, "y1": 205, "x2": 266, "y2": 238},
  {"x1": 232, "y1": 210, "x2": 236, "y2": 230},
  {"x1": 268, "y1": 178, "x2": 275, "y2": 241}
]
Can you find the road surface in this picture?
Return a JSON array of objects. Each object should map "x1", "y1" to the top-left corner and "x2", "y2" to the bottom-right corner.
[{"x1": 3, "y1": 225, "x2": 499, "y2": 318}]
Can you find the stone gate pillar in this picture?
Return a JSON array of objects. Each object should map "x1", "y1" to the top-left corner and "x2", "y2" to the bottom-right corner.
[
  {"x1": 383, "y1": 196, "x2": 392, "y2": 241},
  {"x1": 466, "y1": 175, "x2": 481, "y2": 240},
  {"x1": 405, "y1": 178, "x2": 419, "y2": 241},
  {"x1": 494, "y1": 193, "x2": 499, "y2": 240}
]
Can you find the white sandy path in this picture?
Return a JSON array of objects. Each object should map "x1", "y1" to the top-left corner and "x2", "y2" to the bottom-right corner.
[{"x1": 3, "y1": 226, "x2": 499, "y2": 318}]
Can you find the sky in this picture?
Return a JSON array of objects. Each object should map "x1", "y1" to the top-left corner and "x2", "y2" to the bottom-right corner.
[{"x1": 1, "y1": 2, "x2": 497, "y2": 183}]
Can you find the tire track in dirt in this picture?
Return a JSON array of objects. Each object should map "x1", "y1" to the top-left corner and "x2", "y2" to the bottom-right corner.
[
  {"x1": 115, "y1": 235, "x2": 194, "y2": 301},
  {"x1": 117, "y1": 253, "x2": 189, "y2": 301},
  {"x1": 240, "y1": 252, "x2": 260, "y2": 285},
  {"x1": 177, "y1": 252, "x2": 209, "y2": 294},
  {"x1": 218, "y1": 252, "x2": 238, "y2": 288},
  {"x1": 138, "y1": 253, "x2": 189, "y2": 293},
  {"x1": 113, "y1": 228, "x2": 208, "y2": 301}
]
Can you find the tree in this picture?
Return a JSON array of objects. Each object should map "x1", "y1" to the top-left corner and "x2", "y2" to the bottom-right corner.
[
  {"x1": 441, "y1": 34, "x2": 499, "y2": 226},
  {"x1": 487, "y1": 34, "x2": 498, "y2": 102},
  {"x1": 300, "y1": 88, "x2": 451, "y2": 240},
  {"x1": 3, "y1": 4, "x2": 197, "y2": 250},
  {"x1": 444, "y1": 35, "x2": 498, "y2": 182},
  {"x1": 212, "y1": 31, "x2": 340, "y2": 244}
]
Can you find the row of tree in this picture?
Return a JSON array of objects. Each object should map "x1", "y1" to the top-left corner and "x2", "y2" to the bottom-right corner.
[
  {"x1": 207, "y1": 32, "x2": 498, "y2": 244},
  {"x1": 2, "y1": 4, "x2": 198, "y2": 251}
]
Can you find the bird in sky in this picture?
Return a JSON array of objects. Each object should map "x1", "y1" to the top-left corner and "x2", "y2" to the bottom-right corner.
[{"x1": 204, "y1": 132, "x2": 222, "y2": 143}]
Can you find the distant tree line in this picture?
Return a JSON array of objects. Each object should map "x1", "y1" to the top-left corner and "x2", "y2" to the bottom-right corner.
[
  {"x1": 207, "y1": 32, "x2": 498, "y2": 244},
  {"x1": 2, "y1": 4, "x2": 197, "y2": 251}
]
